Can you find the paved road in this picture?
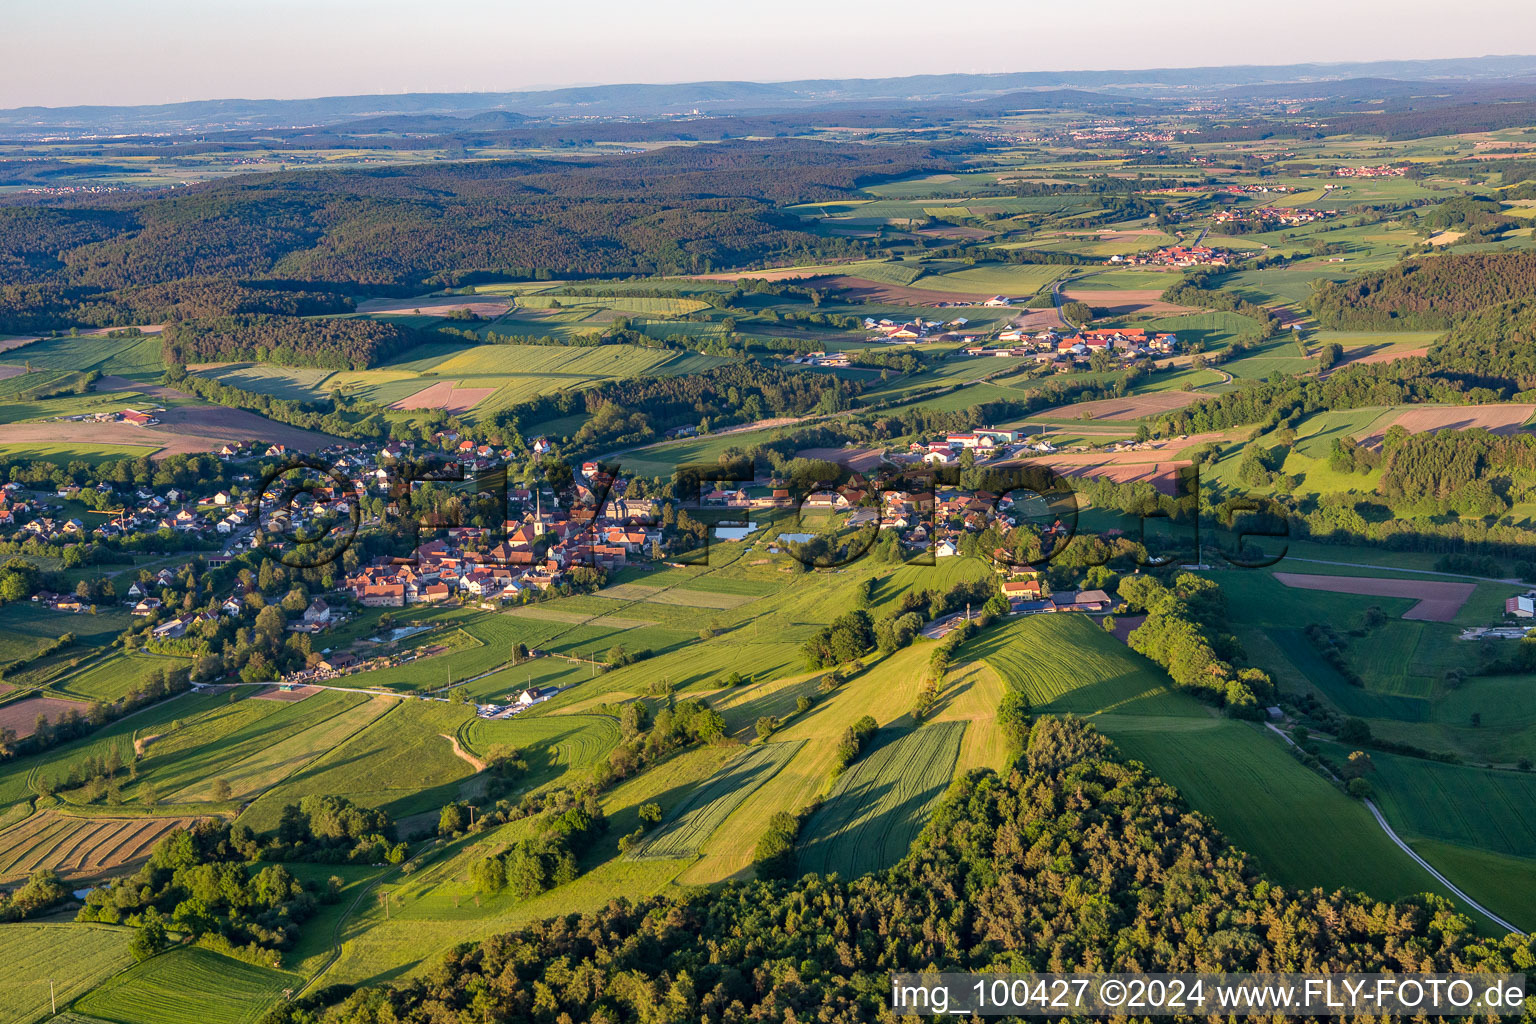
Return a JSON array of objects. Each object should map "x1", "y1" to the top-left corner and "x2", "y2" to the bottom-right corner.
[{"x1": 1264, "y1": 723, "x2": 1526, "y2": 935}]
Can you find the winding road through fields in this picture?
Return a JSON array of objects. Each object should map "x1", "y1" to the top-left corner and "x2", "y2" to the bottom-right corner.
[{"x1": 1264, "y1": 723, "x2": 1527, "y2": 936}]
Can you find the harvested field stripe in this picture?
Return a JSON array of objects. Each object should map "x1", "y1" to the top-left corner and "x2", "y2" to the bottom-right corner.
[
  {"x1": 795, "y1": 722, "x2": 966, "y2": 878},
  {"x1": 630, "y1": 741, "x2": 805, "y2": 859}
]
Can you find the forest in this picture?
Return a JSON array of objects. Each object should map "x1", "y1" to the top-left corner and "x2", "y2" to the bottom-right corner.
[
  {"x1": 1309, "y1": 251, "x2": 1536, "y2": 330},
  {"x1": 161, "y1": 315, "x2": 422, "y2": 369},
  {"x1": 0, "y1": 141, "x2": 962, "y2": 333},
  {"x1": 260, "y1": 717, "x2": 1536, "y2": 1024}
]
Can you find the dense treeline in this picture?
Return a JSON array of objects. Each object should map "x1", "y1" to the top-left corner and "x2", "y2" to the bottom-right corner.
[
  {"x1": 1310, "y1": 251, "x2": 1536, "y2": 330},
  {"x1": 260, "y1": 716, "x2": 1536, "y2": 1024},
  {"x1": 491, "y1": 361, "x2": 861, "y2": 457},
  {"x1": 0, "y1": 141, "x2": 962, "y2": 333},
  {"x1": 1118, "y1": 572, "x2": 1276, "y2": 716},
  {"x1": 78, "y1": 798, "x2": 396, "y2": 959},
  {"x1": 1431, "y1": 299, "x2": 1536, "y2": 388},
  {"x1": 161, "y1": 314, "x2": 421, "y2": 369},
  {"x1": 1158, "y1": 360, "x2": 1494, "y2": 437}
]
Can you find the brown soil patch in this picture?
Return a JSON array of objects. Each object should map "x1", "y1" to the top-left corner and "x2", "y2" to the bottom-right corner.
[
  {"x1": 1340, "y1": 345, "x2": 1428, "y2": 367},
  {"x1": 1060, "y1": 289, "x2": 1195, "y2": 316},
  {"x1": 796, "y1": 446, "x2": 886, "y2": 471},
  {"x1": 0, "y1": 811, "x2": 202, "y2": 882},
  {"x1": 251, "y1": 684, "x2": 322, "y2": 702},
  {"x1": 916, "y1": 225, "x2": 995, "y2": 240},
  {"x1": 389, "y1": 381, "x2": 496, "y2": 414},
  {"x1": 0, "y1": 404, "x2": 344, "y2": 458},
  {"x1": 816, "y1": 275, "x2": 1002, "y2": 305},
  {"x1": 1387, "y1": 404, "x2": 1533, "y2": 437},
  {"x1": 93, "y1": 375, "x2": 198, "y2": 402},
  {"x1": 1011, "y1": 307, "x2": 1068, "y2": 331},
  {"x1": 356, "y1": 295, "x2": 513, "y2": 317},
  {"x1": 1109, "y1": 613, "x2": 1147, "y2": 644},
  {"x1": 0, "y1": 695, "x2": 89, "y2": 739},
  {"x1": 1035, "y1": 391, "x2": 1205, "y2": 422},
  {"x1": 1272, "y1": 572, "x2": 1474, "y2": 622},
  {"x1": 0, "y1": 366, "x2": 26, "y2": 382}
]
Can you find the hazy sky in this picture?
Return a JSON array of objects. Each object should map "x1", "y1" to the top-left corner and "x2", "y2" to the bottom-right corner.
[{"x1": 6, "y1": 0, "x2": 1536, "y2": 108}]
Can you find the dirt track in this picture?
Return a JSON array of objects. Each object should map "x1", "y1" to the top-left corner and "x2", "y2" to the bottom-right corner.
[{"x1": 1272, "y1": 572, "x2": 1474, "y2": 621}]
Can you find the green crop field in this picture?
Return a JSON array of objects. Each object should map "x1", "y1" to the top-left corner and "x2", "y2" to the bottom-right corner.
[
  {"x1": 237, "y1": 700, "x2": 476, "y2": 831},
  {"x1": 458, "y1": 712, "x2": 620, "y2": 783},
  {"x1": 967, "y1": 614, "x2": 1199, "y2": 718},
  {"x1": 1103, "y1": 715, "x2": 1456, "y2": 901},
  {"x1": 194, "y1": 343, "x2": 729, "y2": 420},
  {"x1": 132, "y1": 690, "x2": 392, "y2": 805},
  {"x1": 796, "y1": 721, "x2": 965, "y2": 878},
  {"x1": 52, "y1": 653, "x2": 193, "y2": 703},
  {"x1": 0, "y1": 922, "x2": 134, "y2": 1024},
  {"x1": 1070, "y1": 268, "x2": 1182, "y2": 291},
  {"x1": 73, "y1": 946, "x2": 295, "y2": 1024},
  {"x1": 908, "y1": 263, "x2": 1065, "y2": 294},
  {"x1": 1325, "y1": 745, "x2": 1536, "y2": 858},
  {"x1": 7, "y1": 334, "x2": 165, "y2": 380},
  {"x1": 631, "y1": 740, "x2": 804, "y2": 858},
  {"x1": 1407, "y1": 839, "x2": 1536, "y2": 933}
]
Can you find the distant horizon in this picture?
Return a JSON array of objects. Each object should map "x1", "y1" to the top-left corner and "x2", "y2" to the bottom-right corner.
[
  {"x1": 1, "y1": 52, "x2": 1534, "y2": 113},
  {"x1": 7, "y1": 0, "x2": 1536, "y2": 109}
]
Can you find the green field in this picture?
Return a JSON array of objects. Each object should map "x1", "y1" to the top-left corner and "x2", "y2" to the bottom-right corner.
[
  {"x1": 1407, "y1": 839, "x2": 1536, "y2": 933},
  {"x1": 1104, "y1": 715, "x2": 1455, "y2": 900},
  {"x1": 0, "y1": 922, "x2": 134, "y2": 1024},
  {"x1": 73, "y1": 946, "x2": 295, "y2": 1024},
  {"x1": 5, "y1": 334, "x2": 165, "y2": 380},
  {"x1": 134, "y1": 690, "x2": 392, "y2": 805},
  {"x1": 631, "y1": 740, "x2": 804, "y2": 858},
  {"x1": 907, "y1": 263, "x2": 1066, "y2": 295},
  {"x1": 967, "y1": 614, "x2": 1198, "y2": 718},
  {"x1": 1325, "y1": 745, "x2": 1536, "y2": 858},
  {"x1": 238, "y1": 700, "x2": 476, "y2": 830},
  {"x1": 52, "y1": 653, "x2": 193, "y2": 703},
  {"x1": 457, "y1": 711, "x2": 620, "y2": 787},
  {"x1": 195, "y1": 343, "x2": 730, "y2": 422},
  {"x1": 796, "y1": 721, "x2": 965, "y2": 877}
]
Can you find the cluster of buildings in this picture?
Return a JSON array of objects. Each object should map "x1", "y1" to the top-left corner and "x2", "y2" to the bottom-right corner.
[
  {"x1": 344, "y1": 473, "x2": 659, "y2": 608},
  {"x1": 1333, "y1": 165, "x2": 1406, "y2": 178},
  {"x1": 1213, "y1": 206, "x2": 1335, "y2": 227},
  {"x1": 1108, "y1": 244, "x2": 1230, "y2": 268},
  {"x1": 57, "y1": 406, "x2": 162, "y2": 427},
  {"x1": 860, "y1": 315, "x2": 978, "y2": 343},
  {"x1": 962, "y1": 327, "x2": 1178, "y2": 366}
]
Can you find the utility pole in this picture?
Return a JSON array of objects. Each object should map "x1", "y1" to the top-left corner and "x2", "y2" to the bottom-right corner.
[{"x1": 50, "y1": 980, "x2": 55, "y2": 1016}]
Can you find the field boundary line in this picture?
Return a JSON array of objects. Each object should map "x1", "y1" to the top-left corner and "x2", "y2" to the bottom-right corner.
[
  {"x1": 1280, "y1": 556, "x2": 1523, "y2": 586},
  {"x1": 1264, "y1": 723, "x2": 1526, "y2": 936}
]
